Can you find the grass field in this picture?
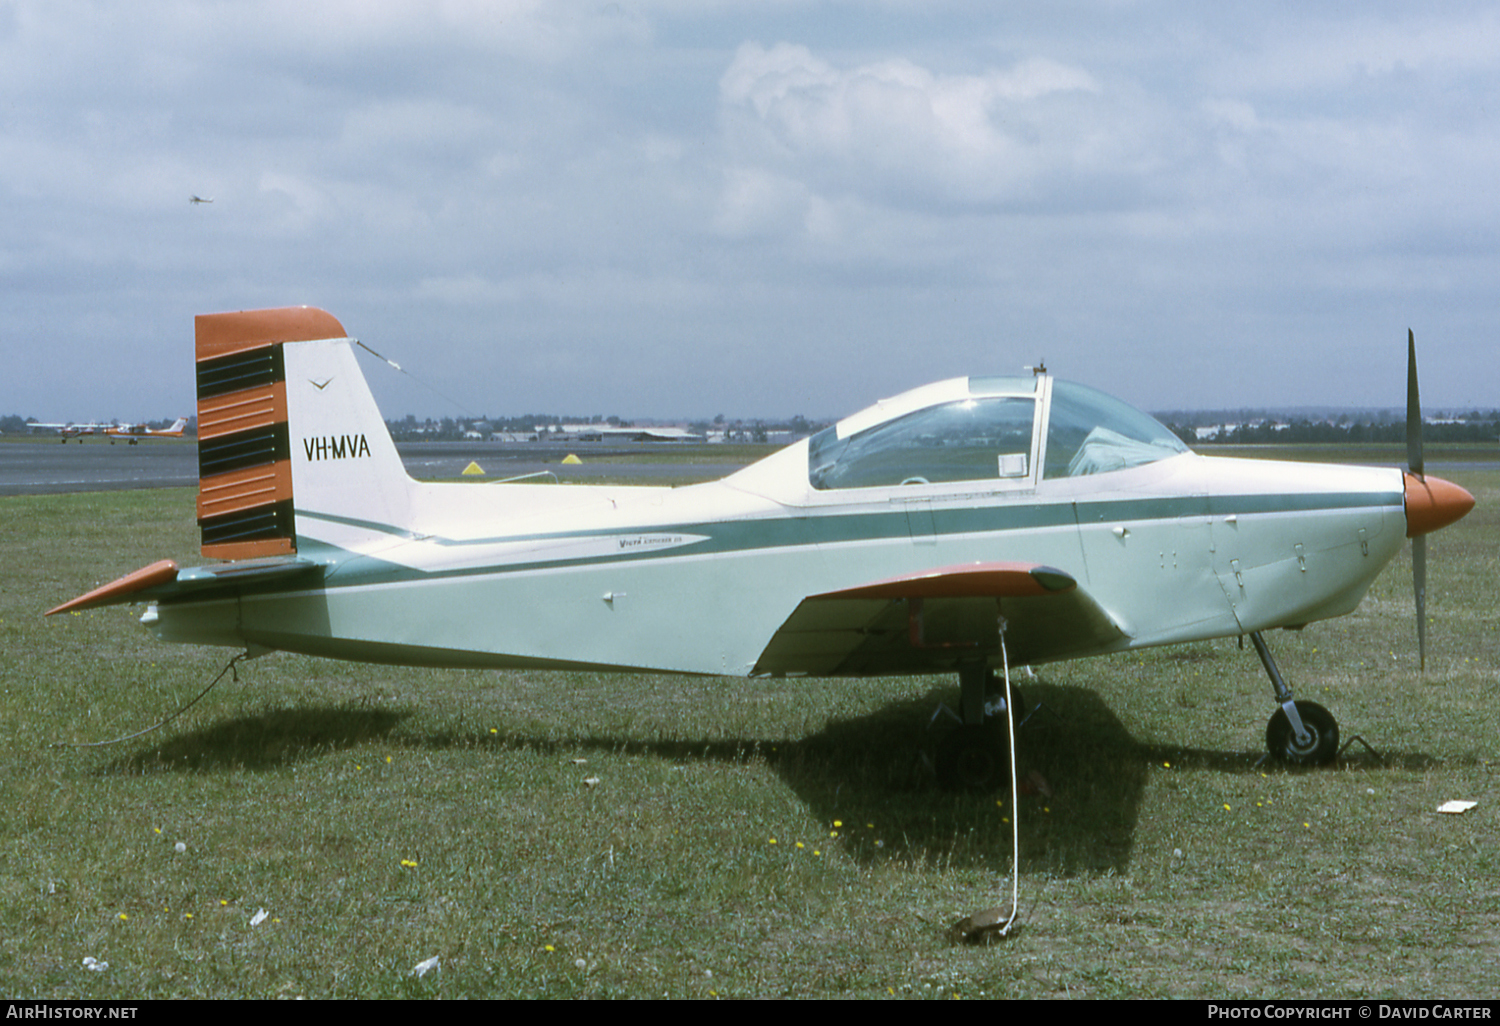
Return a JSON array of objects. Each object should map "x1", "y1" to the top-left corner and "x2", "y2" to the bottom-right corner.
[{"x1": 1, "y1": 453, "x2": 1496, "y2": 999}]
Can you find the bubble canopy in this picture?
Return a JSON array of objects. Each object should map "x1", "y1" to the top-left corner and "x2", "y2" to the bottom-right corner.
[
  {"x1": 807, "y1": 376, "x2": 1188, "y2": 490},
  {"x1": 1043, "y1": 379, "x2": 1190, "y2": 479}
]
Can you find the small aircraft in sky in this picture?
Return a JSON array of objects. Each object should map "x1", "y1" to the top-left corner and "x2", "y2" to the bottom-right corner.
[
  {"x1": 189, "y1": 195, "x2": 214, "y2": 205},
  {"x1": 105, "y1": 418, "x2": 190, "y2": 444},
  {"x1": 48, "y1": 308, "x2": 1475, "y2": 788}
]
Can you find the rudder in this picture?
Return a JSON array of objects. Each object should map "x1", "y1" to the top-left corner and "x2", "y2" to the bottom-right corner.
[{"x1": 194, "y1": 306, "x2": 412, "y2": 560}]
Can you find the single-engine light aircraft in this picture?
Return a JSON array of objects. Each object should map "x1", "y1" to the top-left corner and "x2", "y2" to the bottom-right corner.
[
  {"x1": 49, "y1": 308, "x2": 1475, "y2": 788},
  {"x1": 30, "y1": 421, "x2": 109, "y2": 441},
  {"x1": 105, "y1": 418, "x2": 189, "y2": 444}
]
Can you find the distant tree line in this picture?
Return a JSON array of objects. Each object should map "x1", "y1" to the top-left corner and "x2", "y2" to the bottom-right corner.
[
  {"x1": 1162, "y1": 412, "x2": 1500, "y2": 446},
  {"x1": 384, "y1": 412, "x2": 828, "y2": 443}
]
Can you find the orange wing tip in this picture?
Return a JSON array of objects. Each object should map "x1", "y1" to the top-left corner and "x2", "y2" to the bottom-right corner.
[
  {"x1": 817, "y1": 562, "x2": 1077, "y2": 601},
  {"x1": 46, "y1": 559, "x2": 180, "y2": 616},
  {"x1": 1404, "y1": 473, "x2": 1476, "y2": 538}
]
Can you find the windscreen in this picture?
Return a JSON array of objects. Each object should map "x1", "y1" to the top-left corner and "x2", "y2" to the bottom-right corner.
[{"x1": 809, "y1": 397, "x2": 1035, "y2": 490}]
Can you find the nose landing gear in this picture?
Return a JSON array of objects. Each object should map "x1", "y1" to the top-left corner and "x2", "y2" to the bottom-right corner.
[
  {"x1": 1250, "y1": 631, "x2": 1340, "y2": 765},
  {"x1": 1266, "y1": 699, "x2": 1339, "y2": 765}
]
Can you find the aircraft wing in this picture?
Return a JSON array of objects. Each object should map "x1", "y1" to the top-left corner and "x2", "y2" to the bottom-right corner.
[
  {"x1": 47, "y1": 557, "x2": 324, "y2": 615},
  {"x1": 752, "y1": 561, "x2": 1128, "y2": 677}
]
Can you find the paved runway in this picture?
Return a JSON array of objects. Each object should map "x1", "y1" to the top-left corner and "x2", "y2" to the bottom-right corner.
[
  {"x1": 0, "y1": 440, "x2": 200, "y2": 494},
  {"x1": 0, "y1": 439, "x2": 754, "y2": 496}
]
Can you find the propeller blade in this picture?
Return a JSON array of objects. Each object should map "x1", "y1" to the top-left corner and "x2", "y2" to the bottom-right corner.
[
  {"x1": 1407, "y1": 328, "x2": 1426, "y2": 672},
  {"x1": 1406, "y1": 328, "x2": 1423, "y2": 479},
  {"x1": 1413, "y1": 534, "x2": 1427, "y2": 672}
]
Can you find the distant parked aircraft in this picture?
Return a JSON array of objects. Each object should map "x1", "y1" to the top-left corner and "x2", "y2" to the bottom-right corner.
[
  {"x1": 28, "y1": 422, "x2": 108, "y2": 442},
  {"x1": 105, "y1": 418, "x2": 190, "y2": 444},
  {"x1": 28, "y1": 419, "x2": 187, "y2": 443}
]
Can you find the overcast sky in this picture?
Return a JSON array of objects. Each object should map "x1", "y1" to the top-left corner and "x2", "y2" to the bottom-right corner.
[{"x1": 4, "y1": 1, "x2": 1498, "y2": 424}]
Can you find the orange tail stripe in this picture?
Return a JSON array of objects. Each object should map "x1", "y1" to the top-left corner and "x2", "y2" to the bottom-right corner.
[
  {"x1": 202, "y1": 538, "x2": 296, "y2": 561},
  {"x1": 197, "y1": 462, "x2": 294, "y2": 520},
  {"x1": 197, "y1": 381, "x2": 288, "y2": 440},
  {"x1": 195, "y1": 307, "x2": 347, "y2": 361}
]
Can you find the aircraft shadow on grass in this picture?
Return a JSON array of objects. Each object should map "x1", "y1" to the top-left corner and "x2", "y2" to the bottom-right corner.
[
  {"x1": 102, "y1": 706, "x2": 408, "y2": 775},
  {"x1": 100, "y1": 681, "x2": 1437, "y2": 876}
]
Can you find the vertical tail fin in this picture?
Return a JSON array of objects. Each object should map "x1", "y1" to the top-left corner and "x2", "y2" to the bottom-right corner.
[{"x1": 194, "y1": 306, "x2": 412, "y2": 561}]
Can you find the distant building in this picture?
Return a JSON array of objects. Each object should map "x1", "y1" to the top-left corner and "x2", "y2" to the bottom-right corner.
[{"x1": 552, "y1": 424, "x2": 703, "y2": 442}]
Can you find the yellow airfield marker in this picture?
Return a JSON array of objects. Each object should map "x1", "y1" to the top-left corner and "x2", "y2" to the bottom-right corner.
[
  {"x1": 462, "y1": 461, "x2": 485, "y2": 476},
  {"x1": 561, "y1": 454, "x2": 582, "y2": 465}
]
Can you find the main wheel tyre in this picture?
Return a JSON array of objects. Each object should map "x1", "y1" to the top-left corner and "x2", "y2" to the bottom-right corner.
[
  {"x1": 935, "y1": 724, "x2": 1011, "y2": 792},
  {"x1": 984, "y1": 684, "x2": 1025, "y2": 721},
  {"x1": 1265, "y1": 700, "x2": 1339, "y2": 766}
]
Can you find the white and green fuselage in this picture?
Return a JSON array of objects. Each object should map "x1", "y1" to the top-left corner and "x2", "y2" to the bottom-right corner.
[{"x1": 123, "y1": 316, "x2": 1416, "y2": 680}]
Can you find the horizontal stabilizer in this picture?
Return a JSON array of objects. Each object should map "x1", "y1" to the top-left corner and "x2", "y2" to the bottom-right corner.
[
  {"x1": 171, "y1": 556, "x2": 326, "y2": 591},
  {"x1": 47, "y1": 556, "x2": 323, "y2": 615},
  {"x1": 47, "y1": 560, "x2": 181, "y2": 615}
]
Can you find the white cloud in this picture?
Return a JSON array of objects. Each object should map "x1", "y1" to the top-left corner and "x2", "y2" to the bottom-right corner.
[
  {"x1": 712, "y1": 167, "x2": 810, "y2": 238},
  {"x1": 1206, "y1": 8, "x2": 1500, "y2": 94},
  {"x1": 3, "y1": 3, "x2": 1499, "y2": 419},
  {"x1": 718, "y1": 43, "x2": 1133, "y2": 210}
]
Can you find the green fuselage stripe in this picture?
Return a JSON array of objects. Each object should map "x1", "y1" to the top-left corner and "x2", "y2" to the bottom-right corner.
[{"x1": 292, "y1": 489, "x2": 1401, "y2": 589}]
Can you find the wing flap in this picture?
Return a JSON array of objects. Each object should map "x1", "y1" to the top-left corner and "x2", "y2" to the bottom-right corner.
[{"x1": 753, "y1": 561, "x2": 1128, "y2": 677}]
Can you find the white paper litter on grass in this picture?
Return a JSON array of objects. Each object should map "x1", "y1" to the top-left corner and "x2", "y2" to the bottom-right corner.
[{"x1": 1437, "y1": 800, "x2": 1478, "y2": 814}]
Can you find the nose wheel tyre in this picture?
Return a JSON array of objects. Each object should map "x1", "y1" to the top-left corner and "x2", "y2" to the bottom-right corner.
[{"x1": 1265, "y1": 700, "x2": 1339, "y2": 766}]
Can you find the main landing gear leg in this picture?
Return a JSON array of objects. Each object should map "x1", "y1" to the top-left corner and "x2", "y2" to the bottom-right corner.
[
  {"x1": 935, "y1": 662, "x2": 1014, "y2": 792},
  {"x1": 1250, "y1": 631, "x2": 1339, "y2": 766}
]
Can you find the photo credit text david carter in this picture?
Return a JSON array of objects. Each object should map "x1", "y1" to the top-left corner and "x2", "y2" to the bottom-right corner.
[{"x1": 1209, "y1": 1007, "x2": 1492, "y2": 1020}]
